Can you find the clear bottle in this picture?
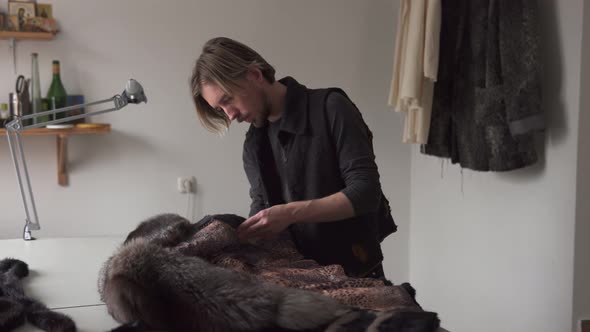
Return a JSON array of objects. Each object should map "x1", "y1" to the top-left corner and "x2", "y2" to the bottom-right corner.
[{"x1": 30, "y1": 53, "x2": 46, "y2": 124}]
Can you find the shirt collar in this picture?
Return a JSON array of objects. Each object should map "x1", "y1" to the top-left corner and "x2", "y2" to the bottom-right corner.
[
  {"x1": 246, "y1": 76, "x2": 309, "y2": 138},
  {"x1": 277, "y1": 76, "x2": 309, "y2": 135}
]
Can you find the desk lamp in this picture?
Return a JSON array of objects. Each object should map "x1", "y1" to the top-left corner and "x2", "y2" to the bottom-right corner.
[{"x1": 5, "y1": 79, "x2": 147, "y2": 240}]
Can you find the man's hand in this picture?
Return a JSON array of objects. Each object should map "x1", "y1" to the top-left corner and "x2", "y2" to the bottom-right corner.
[
  {"x1": 237, "y1": 204, "x2": 294, "y2": 240},
  {"x1": 238, "y1": 193, "x2": 355, "y2": 240}
]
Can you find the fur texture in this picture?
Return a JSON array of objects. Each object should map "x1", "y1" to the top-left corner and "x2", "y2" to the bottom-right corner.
[
  {"x1": 0, "y1": 258, "x2": 76, "y2": 332},
  {"x1": 99, "y1": 214, "x2": 439, "y2": 332},
  {"x1": 423, "y1": 0, "x2": 543, "y2": 171},
  {"x1": 100, "y1": 233, "x2": 349, "y2": 331}
]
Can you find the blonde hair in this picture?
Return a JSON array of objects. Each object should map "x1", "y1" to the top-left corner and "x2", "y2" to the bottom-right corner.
[{"x1": 190, "y1": 37, "x2": 276, "y2": 133}]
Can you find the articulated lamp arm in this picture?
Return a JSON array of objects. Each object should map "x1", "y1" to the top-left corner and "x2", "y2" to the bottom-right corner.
[{"x1": 5, "y1": 79, "x2": 147, "y2": 240}]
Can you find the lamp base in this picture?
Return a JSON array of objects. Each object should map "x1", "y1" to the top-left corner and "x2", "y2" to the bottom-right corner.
[{"x1": 23, "y1": 224, "x2": 36, "y2": 241}]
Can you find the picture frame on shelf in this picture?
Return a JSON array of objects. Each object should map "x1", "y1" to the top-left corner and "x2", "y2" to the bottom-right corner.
[
  {"x1": 37, "y1": 3, "x2": 52, "y2": 19},
  {"x1": 8, "y1": 1, "x2": 36, "y2": 30},
  {"x1": 25, "y1": 16, "x2": 58, "y2": 33},
  {"x1": 6, "y1": 15, "x2": 19, "y2": 31}
]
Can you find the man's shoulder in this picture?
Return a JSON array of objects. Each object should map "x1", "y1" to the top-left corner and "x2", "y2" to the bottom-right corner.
[
  {"x1": 282, "y1": 76, "x2": 347, "y2": 99},
  {"x1": 308, "y1": 88, "x2": 358, "y2": 118},
  {"x1": 325, "y1": 89, "x2": 353, "y2": 107},
  {"x1": 306, "y1": 87, "x2": 351, "y2": 111}
]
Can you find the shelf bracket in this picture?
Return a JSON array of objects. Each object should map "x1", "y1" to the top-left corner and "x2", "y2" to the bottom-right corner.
[
  {"x1": 57, "y1": 134, "x2": 68, "y2": 186},
  {"x1": 2, "y1": 124, "x2": 111, "y2": 186}
]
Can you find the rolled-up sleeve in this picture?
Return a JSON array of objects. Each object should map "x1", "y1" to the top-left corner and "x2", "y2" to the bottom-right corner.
[{"x1": 326, "y1": 92, "x2": 382, "y2": 215}]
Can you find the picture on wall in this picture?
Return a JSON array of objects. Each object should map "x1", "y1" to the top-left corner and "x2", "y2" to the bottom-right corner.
[
  {"x1": 36, "y1": 3, "x2": 52, "y2": 19},
  {"x1": 6, "y1": 15, "x2": 19, "y2": 31},
  {"x1": 8, "y1": 1, "x2": 36, "y2": 30}
]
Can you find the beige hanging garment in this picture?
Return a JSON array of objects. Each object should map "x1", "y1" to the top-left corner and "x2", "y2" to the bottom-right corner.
[{"x1": 389, "y1": 0, "x2": 441, "y2": 144}]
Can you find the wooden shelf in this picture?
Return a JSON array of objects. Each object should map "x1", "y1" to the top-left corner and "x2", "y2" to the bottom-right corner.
[
  {"x1": 1, "y1": 124, "x2": 111, "y2": 186},
  {"x1": 0, "y1": 31, "x2": 56, "y2": 40}
]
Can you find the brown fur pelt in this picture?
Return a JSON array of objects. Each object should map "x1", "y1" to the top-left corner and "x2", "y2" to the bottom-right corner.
[{"x1": 99, "y1": 214, "x2": 439, "y2": 332}]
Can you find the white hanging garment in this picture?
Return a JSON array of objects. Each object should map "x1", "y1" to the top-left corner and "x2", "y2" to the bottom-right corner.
[{"x1": 388, "y1": 0, "x2": 441, "y2": 144}]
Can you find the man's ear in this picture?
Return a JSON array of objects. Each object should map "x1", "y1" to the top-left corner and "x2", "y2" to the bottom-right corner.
[{"x1": 246, "y1": 67, "x2": 264, "y2": 85}]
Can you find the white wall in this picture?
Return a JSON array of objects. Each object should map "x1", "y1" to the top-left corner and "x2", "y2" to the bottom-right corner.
[
  {"x1": 0, "y1": 1, "x2": 410, "y2": 281},
  {"x1": 573, "y1": 0, "x2": 590, "y2": 328},
  {"x1": 409, "y1": 1, "x2": 584, "y2": 332},
  {"x1": 2, "y1": 1, "x2": 586, "y2": 330}
]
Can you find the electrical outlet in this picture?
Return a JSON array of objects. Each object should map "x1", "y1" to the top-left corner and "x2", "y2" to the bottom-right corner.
[{"x1": 177, "y1": 176, "x2": 195, "y2": 194}]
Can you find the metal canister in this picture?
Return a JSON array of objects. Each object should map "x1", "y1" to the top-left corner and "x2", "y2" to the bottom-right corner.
[{"x1": 9, "y1": 92, "x2": 19, "y2": 119}]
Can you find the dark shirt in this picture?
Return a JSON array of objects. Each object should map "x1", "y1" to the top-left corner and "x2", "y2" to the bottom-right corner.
[{"x1": 267, "y1": 118, "x2": 292, "y2": 203}]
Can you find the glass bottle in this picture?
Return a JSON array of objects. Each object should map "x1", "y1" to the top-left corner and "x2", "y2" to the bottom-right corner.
[
  {"x1": 30, "y1": 53, "x2": 46, "y2": 124},
  {"x1": 46, "y1": 60, "x2": 67, "y2": 122},
  {"x1": 0, "y1": 103, "x2": 9, "y2": 128}
]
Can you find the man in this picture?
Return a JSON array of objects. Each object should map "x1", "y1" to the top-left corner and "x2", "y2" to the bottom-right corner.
[{"x1": 190, "y1": 37, "x2": 396, "y2": 279}]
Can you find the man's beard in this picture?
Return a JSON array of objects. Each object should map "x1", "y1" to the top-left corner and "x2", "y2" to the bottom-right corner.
[{"x1": 252, "y1": 91, "x2": 272, "y2": 128}]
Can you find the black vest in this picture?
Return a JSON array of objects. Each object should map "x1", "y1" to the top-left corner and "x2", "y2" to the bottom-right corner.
[{"x1": 243, "y1": 77, "x2": 396, "y2": 277}]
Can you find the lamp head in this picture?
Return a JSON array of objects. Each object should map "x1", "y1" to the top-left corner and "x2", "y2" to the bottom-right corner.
[{"x1": 123, "y1": 79, "x2": 147, "y2": 104}]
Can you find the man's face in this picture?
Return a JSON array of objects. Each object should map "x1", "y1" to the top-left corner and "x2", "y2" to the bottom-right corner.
[{"x1": 201, "y1": 78, "x2": 271, "y2": 128}]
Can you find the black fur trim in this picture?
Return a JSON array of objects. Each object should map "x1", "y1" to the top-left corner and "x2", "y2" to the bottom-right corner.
[
  {"x1": 0, "y1": 259, "x2": 29, "y2": 278},
  {"x1": 0, "y1": 298, "x2": 25, "y2": 332}
]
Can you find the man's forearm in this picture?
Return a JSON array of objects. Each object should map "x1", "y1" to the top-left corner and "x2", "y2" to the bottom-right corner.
[
  {"x1": 286, "y1": 192, "x2": 355, "y2": 224},
  {"x1": 239, "y1": 193, "x2": 356, "y2": 240}
]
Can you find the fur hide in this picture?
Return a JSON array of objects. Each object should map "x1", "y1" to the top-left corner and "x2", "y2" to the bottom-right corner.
[
  {"x1": 0, "y1": 258, "x2": 76, "y2": 332},
  {"x1": 99, "y1": 214, "x2": 439, "y2": 332}
]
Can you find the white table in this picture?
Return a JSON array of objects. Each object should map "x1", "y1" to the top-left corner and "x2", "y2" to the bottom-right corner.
[
  {"x1": 0, "y1": 237, "x2": 450, "y2": 332},
  {"x1": 0, "y1": 237, "x2": 122, "y2": 332}
]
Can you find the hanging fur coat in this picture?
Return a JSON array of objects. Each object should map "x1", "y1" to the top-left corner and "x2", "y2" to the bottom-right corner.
[
  {"x1": 99, "y1": 214, "x2": 439, "y2": 332},
  {"x1": 422, "y1": 0, "x2": 543, "y2": 171}
]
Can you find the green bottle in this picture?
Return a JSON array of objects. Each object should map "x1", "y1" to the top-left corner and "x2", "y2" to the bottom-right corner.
[
  {"x1": 46, "y1": 60, "x2": 67, "y2": 121},
  {"x1": 0, "y1": 103, "x2": 9, "y2": 128}
]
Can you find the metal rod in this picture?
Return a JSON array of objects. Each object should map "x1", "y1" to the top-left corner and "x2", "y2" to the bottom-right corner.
[
  {"x1": 17, "y1": 97, "x2": 117, "y2": 122},
  {"x1": 6, "y1": 125, "x2": 39, "y2": 240},
  {"x1": 6, "y1": 128, "x2": 30, "y2": 224},
  {"x1": 17, "y1": 128, "x2": 40, "y2": 230},
  {"x1": 23, "y1": 106, "x2": 122, "y2": 129}
]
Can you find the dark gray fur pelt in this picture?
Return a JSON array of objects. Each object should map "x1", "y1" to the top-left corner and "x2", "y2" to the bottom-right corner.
[
  {"x1": 0, "y1": 258, "x2": 76, "y2": 332},
  {"x1": 98, "y1": 214, "x2": 351, "y2": 332}
]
